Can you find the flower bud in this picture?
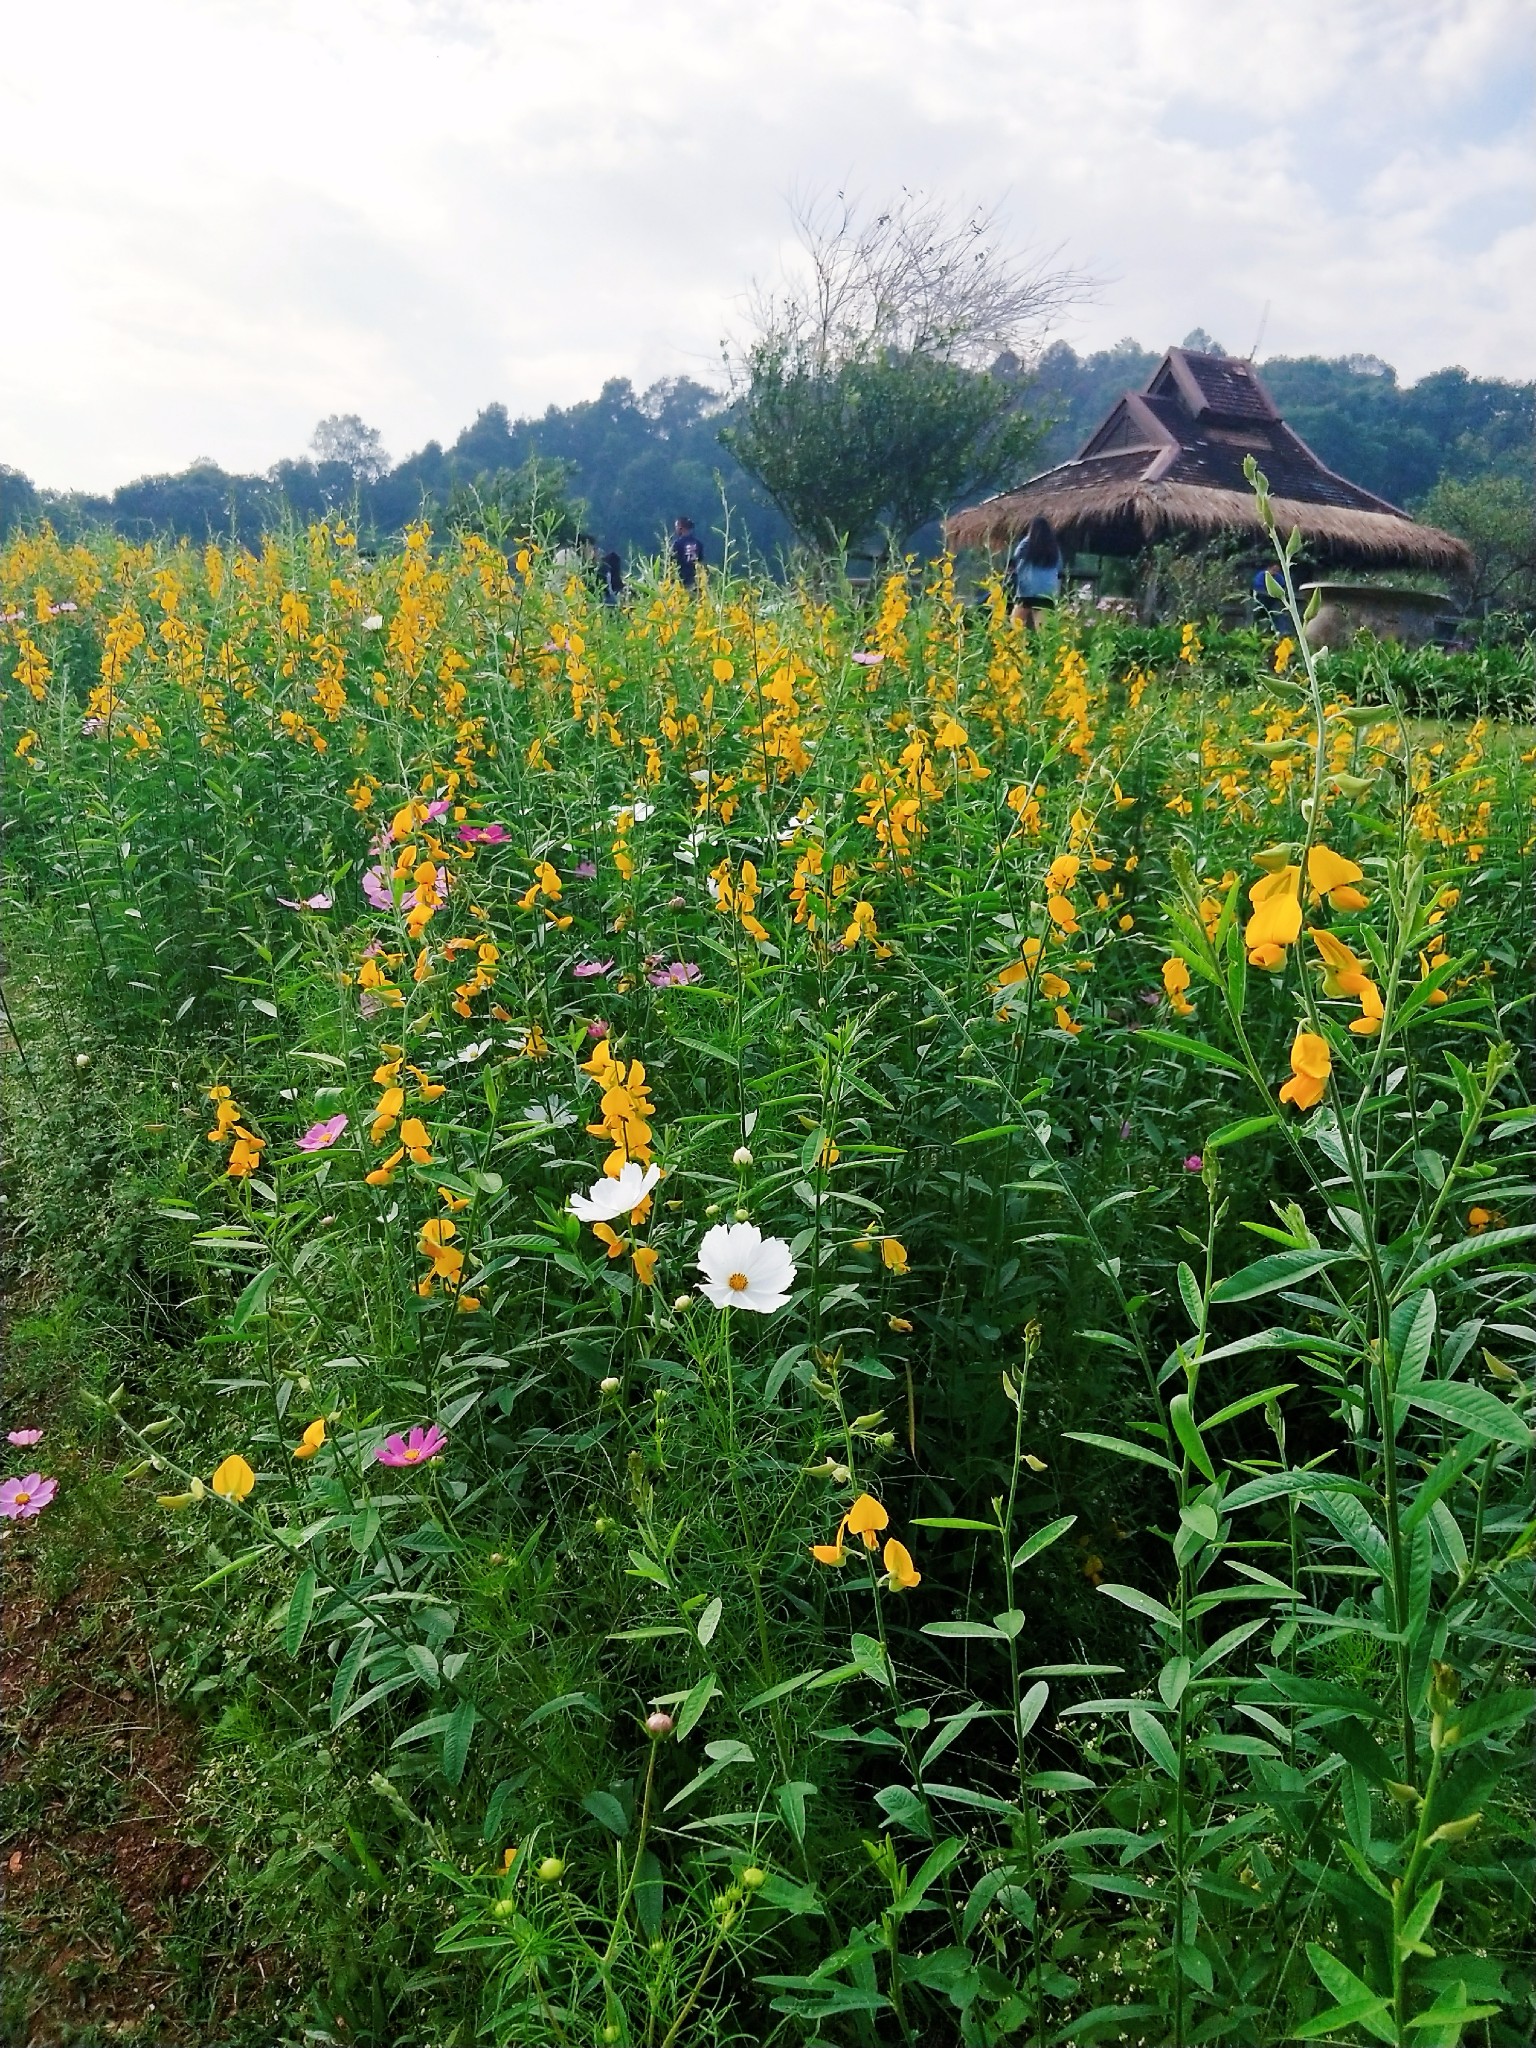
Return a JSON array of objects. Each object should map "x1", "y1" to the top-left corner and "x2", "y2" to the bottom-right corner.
[
  {"x1": 74, "y1": 1052, "x2": 91, "y2": 1070},
  {"x1": 734, "y1": 1206, "x2": 750, "y2": 1223},
  {"x1": 673, "y1": 1294, "x2": 693, "y2": 1313},
  {"x1": 704, "y1": 1202, "x2": 721, "y2": 1218},
  {"x1": 491, "y1": 1896, "x2": 517, "y2": 1919},
  {"x1": 645, "y1": 1710, "x2": 674, "y2": 1738},
  {"x1": 875, "y1": 1432, "x2": 897, "y2": 1450},
  {"x1": 830, "y1": 1462, "x2": 850, "y2": 1484},
  {"x1": 599, "y1": 1376, "x2": 621, "y2": 1396},
  {"x1": 536, "y1": 1856, "x2": 565, "y2": 1883},
  {"x1": 732, "y1": 1145, "x2": 754, "y2": 1167},
  {"x1": 594, "y1": 1516, "x2": 615, "y2": 1536},
  {"x1": 1427, "y1": 1811, "x2": 1481, "y2": 1845},
  {"x1": 740, "y1": 1865, "x2": 767, "y2": 1890}
]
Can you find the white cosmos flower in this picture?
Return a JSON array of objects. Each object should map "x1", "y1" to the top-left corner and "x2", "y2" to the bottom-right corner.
[
  {"x1": 569, "y1": 1161, "x2": 661, "y2": 1223},
  {"x1": 696, "y1": 1222, "x2": 797, "y2": 1313}
]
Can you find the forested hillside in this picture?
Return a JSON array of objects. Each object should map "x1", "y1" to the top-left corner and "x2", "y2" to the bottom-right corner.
[{"x1": 3, "y1": 336, "x2": 1528, "y2": 565}]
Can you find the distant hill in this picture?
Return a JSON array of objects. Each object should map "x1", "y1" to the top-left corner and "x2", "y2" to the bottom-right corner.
[{"x1": 4, "y1": 336, "x2": 1528, "y2": 560}]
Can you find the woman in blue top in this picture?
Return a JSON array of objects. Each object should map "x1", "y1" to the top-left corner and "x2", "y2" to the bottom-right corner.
[{"x1": 1007, "y1": 515, "x2": 1062, "y2": 628}]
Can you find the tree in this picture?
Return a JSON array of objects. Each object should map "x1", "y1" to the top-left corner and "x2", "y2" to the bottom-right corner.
[
  {"x1": 724, "y1": 191, "x2": 1087, "y2": 552},
  {"x1": 0, "y1": 464, "x2": 41, "y2": 538},
  {"x1": 1416, "y1": 472, "x2": 1536, "y2": 612},
  {"x1": 309, "y1": 414, "x2": 391, "y2": 483}
]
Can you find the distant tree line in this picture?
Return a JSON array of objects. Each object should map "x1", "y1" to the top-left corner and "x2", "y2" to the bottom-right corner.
[{"x1": 3, "y1": 329, "x2": 1529, "y2": 596}]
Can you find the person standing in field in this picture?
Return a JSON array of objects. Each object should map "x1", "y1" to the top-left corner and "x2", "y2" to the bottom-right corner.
[
  {"x1": 670, "y1": 516, "x2": 705, "y2": 594},
  {"x1": 1007, "y1": 515, "x2": 1062, "y2": 628}
]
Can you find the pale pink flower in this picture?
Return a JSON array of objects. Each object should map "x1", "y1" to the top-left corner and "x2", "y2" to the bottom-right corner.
[
  {"x1": 279, "y1": 891, "x2": 333, "y2": 911},
  {"x1": 572, "y1": 959, "x2": 614, "y2": 980},
  {"x1": 0, "y1": 1474, "x2": 57, "y2": 1519},
  {"x1": 648, "y1": 961, "x2": 702, "y2": 988},
  {"x1": 375, "y1": 1424, "x2": 447, "y2": 1467},
  {"x1": 459, "y1": 823, "x2": 510, "y2": 845},
  {"x1": 298, "y1": 1114, "x2": 348, "y2": 1152},
  {"x1": 7, "y1": 1429, "x2": 43, "y2": 1447},
  {"x1": 851, "y1": 650, "x2": 884, "y2": 666}
]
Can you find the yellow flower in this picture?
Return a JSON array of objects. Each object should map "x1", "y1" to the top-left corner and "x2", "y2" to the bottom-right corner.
[
  {"x1": 1273, "y1": 636, "x2": 1295, "y2": 673},
  {"x1": 882, "y1": 1538, "x2": 921, "y2": 1591},
  {"x1": 880, "y1": 1238, "x2": 909, "y2": 1275},
  {"x1": 417, "y1": 1217, "x2": 464, "y2": 1293},
  {"x1": 631, "y1": 1245, "x2": 659, "y2": 1286},
  {"x1": 293, "y1": 1418, "x2": 326, "y2": 1460},
  {"x1": 845, "y1": 1494, "x2": 889, "y2": 1550},
  {"x1": 1468, "y1": 1205, "x2": 1505, "y2": 1233},
  {"x1": 1307, "y1": 844, "x2": 1368, "y2": 912},
  {"x1": 1245, "y1": 866, "x2": 1302, "y2": 958},
  {"x1": 1279, "y1": 1029, "x2": 1331, "y2": 1111},
  {"x1": 366, "y1": 1145, "x2": 405, "y2": 1186},
  {"x1": 887, "y1": 1314, "x2": 913, "y2": 1333},
  {"x1": 398, "y1": 1115, "x2": 433, "y2": 1164},
  {"x1": 1162, "y1": 956, "x2": 1194, "y2": 1017},
  {"x1": 211, "y1": 1454, "x2": 256, "y2": 1499}
]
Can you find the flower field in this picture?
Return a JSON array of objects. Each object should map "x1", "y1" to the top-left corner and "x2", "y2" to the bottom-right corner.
[{"x1": 2, "y1": 516, "x2": 1534, "y2": 2048}]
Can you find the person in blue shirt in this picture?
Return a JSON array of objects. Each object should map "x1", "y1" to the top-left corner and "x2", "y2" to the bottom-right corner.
[
  {"x1": 670, "y1": 517, "x2": 705, "y2": 593},
  {"x1": 1006, "y1": 515, "x2": 1062, "y2": 627}
]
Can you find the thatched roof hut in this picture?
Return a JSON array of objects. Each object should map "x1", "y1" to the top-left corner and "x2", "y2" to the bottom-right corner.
[{"x1": 947, "y1": 347, "x2": 1472, "y2": 577}]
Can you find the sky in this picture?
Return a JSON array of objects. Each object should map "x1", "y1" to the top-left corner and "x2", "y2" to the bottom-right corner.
[{"x1": 3, "y1": 0, "x2": 1531, "y2": 493}]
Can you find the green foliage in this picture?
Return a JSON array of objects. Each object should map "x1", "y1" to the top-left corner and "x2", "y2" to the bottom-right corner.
[
  {"x1": 725, "y1": 342, "x2": 1040, "y2": 553},
  {"x1": 3, "y1": 513, "x2": 1534, "y2": 2047},
  {"x1": 1414, "y1": 472, "x2": 1536, "y2": 613}
]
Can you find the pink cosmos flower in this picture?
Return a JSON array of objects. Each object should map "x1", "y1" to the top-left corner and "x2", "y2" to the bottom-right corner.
[
  {"x1": 7, "y1": 1429, "x2": 43, "y2": 1447},
  {"x1": 648, "y1": 961, "x2": 702, "y2": 988},
  {"x1": 1184, "y1": 1155, "x2": 1204, "y2": 1174},
  {"x1": 50, "y1": 601, "x2": 79, "y2": 614},
  {"x1": 362, "y1": 865, "x2": 394, "y2": 910},
  {"x1": 81, "y1": 717, "x2": 105, "y2": 737},
  {"x1": 0, "y1": 1474, "x2": 57, "y2": 1519},
  {"x1": 572, "y1": 959, "x2": 614, "y2": 980},
  {"x1": 1, "y1": 609, "x2": 23, "y2": 625},
  {"x1": 375, "y1": 1424, "x2": 448, "y2": 1467},
  {"x1": 298, "y1": 1114, "x2": 349, "y2": 1152},
  {"x1": 278, "y1": 891, "x2": 333, "y2": 911},
  {"x1": 586, "y1": 1018, "x2": 610, "y2": 1040},
  {"x1": 424, "y1": 799, "x2": 451, "y2": 821},
  {"x1": 459, "y1": 823, "x2": 510, "y2": 845},
  {"x1": 851, "y1": 650, "x2": 884, "y2": 666},
  {"x1": 573, "y1": 861, "x2": 598, "y2": 879}
]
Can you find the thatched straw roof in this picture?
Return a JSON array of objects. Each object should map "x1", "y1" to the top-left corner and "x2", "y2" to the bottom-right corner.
[{"x1": 946, "y1": 348, "x2": 1473, "y2": 576}]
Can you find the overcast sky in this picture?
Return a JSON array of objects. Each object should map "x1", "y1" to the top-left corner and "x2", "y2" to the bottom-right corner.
[{"x1": 3, "y1": 0, "x2": 1531, "y2": 492}]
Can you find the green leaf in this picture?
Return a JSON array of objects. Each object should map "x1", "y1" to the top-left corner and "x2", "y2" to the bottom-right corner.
[
  {"x1": 1211, "y1": 1249, "x2": 1346, "y2": 1303},
  {"x1": 1176, "y1": 1262, "x2": 1203, "y2": 1328},
  {"x1": 329, "y1": 1627, "x2": 375, "y2": 1726},
  {"x1": 1137, "y1": 1028, "x2": 1252, "y2": 1078},
  {"x1": 1169, "y1": 1394, "x2": 1217, "y2": 1483},
  {"x1": 191, "y1": 1547, "x2": 265, "y2": 1592},
  {"x1": 1398, "y1": 1223, "x2": 1536, "y2": 1293},
  {"x1": 1010, "y1": 1514, "x2": 1077, "y2": 1569},
  {"x1": 1407, "y1": 1381, "x2": 1530, "y2": 1446},
  {"x1": 696, "y1": 1595, "x2": 723, "y2": 1649},
  {"x1": 283, "y1": 1568, "x2": 317, "y2": 1655},
  {"x1": 442, "y1": 1697, "x2": 477, "y2": 1785},
  {"x1": 582, "y1": 1789, "x2": 628, "y2": 1836},
  {"x1": 230, "y1": 1265, "x2": 279, "y2": 1333},
  {"x1": 1096, "y1": 1582, "x2": 1178, "y2": 1631},
  {"x1": 1203, "y1": 1382, "x2": 1298, "y2": 1429},
  {"x1": 674, "y1": 1671, "x2": 720, "y2": 1742},
  {"x1": 1292, "y1": 1996, "x2": 1396, "y2": 2041},
  {"x1": 1206, "y1": 1112, "x2": 1280, "y2": 1151},
  {"x1": 1063, "y1": 1431, "x2": 1178, "y2": 1475},
  {"x1": 913, "y1": 1516, "x2": 999, "y2": 1533},
  {"x1": 1128, "y1": 1706, "x2": 1179, "y2": 1778},
  {"x1": 922, "y1": 1621, "x2": 1006, "y2": 1641}
]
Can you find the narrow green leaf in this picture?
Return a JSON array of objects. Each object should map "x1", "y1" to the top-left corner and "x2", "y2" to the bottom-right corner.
[
  {"x1": 1211, "y1": 1249, "x2": 1346, "y2": 1304},
  {"x1": 1407, "y1": 1380, "x2": 1531, "y2": 1446},
  {"x1": 1128, "y1": 1706, "x2": 1179, "y2": 1778},
  {"x1": 1169, "y1": 1394, "x2": 1217, "y2": 1483},
  {"x1": 1063, "y1": 1431, "x2": 1178, "y2": 1476},
  {"x1": 442, "y1": 1697, "x2": 477, "y2": 1785},
  {"x1": 283, "y1": 1568, "x2": 318, "y2": 1656},
  {"x1": 1398, "y1": 1222, "x2": 1536, "y2": 1293},
  {"x1": 674, "y1": 1671, "x2": 720, "y2": 1742},
  {"x1": 1010, "y1": 1514, "x2": 1077, "y2": 1569},
  {"x1": 1137, "y1": 1029, "x2": 1252, "y2": 1078},
  {"x1": 1096, "y1": 1582, "x2": 1178, "y2": 1630}
]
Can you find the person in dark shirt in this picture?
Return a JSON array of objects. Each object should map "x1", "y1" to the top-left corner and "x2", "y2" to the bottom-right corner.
[
  {"x1": 670, "y1": 516, "x2": 705, "y2": 593},
  {"x1": 598, "y1": 548, "x2": 624, "y2": 605}
]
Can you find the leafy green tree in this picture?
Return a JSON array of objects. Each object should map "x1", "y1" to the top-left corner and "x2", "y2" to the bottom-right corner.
[
  {"x1": 724, "y1": 191, "x2": 1084, "y2": 552},
  {"x1": 1416, "y1": 470, "x2": 1536, "y2": 610},
  {"x1": 0, "y1": 464, "x2": 41, "y2": 538},
  {"x1": 309, "y1": 413, "x2": 391, "y2": 483}
]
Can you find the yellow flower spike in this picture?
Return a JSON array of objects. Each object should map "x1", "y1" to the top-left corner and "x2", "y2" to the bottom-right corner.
[
  {"x1": 293, "y1": 1418, "x2": 327, "y2": 1460},
  {"x1": 211, "y1": 1454, "x2": 256, "y2": 1500},
  {"x1": 844, "y1": 1495, "x2": 890, "y2": 1551},
  {"x1": 1348, "y1": 978, "x2": 1384, "y2": 1036},
  {"x1": 881, "y1": 1238, "x2": 909, "y2": 1275},
  {"x1": 882, "y1": 1539, "x2": 922, "y2": 1591},
  {"x1": 631, "y1": 1245, "x2": 659, "y2": 1287},
  {"x1": 1279, "y1": 1030, "x2": 1331, "y2": 1112}
]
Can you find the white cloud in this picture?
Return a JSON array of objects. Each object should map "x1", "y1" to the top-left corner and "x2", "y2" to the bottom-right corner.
[{"x1": 1, "y1": 0, "x2": 1528, "y2": 489}]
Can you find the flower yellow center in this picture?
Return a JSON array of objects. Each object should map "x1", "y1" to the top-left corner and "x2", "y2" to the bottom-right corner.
[
  {"x1": 403, "y1": 1448, "x2": 420, "y2": 1461},
  {"x1": 15, "y1": 1490, "x2": 31, "y2": 1505},
  {"x1": 727, "y1": 1272, "x2": 751, "y2": 1292}
]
